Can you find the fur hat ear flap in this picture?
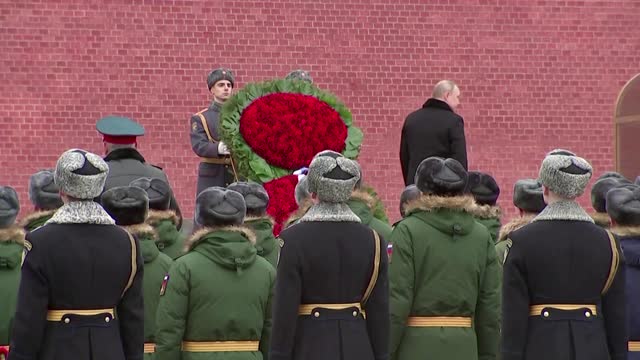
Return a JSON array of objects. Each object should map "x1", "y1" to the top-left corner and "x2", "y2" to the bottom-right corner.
[
  {"x1": 513, "y1": 179, "x2": 546, "y2": 213},
  {"x1": 606, "y1": 184, "x2": 640, "y2": 226},
  {"x1": 0, "y1": 186, "x2": 20, "y2": 228}
]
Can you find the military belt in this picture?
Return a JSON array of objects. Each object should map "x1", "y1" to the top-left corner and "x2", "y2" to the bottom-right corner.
[
  {"x1": 144, "y1": 343, "x2": 156, "y2": 353},
  {"x1": 529, "y1": 304, "x2": 597, "y2": 317},
  {"x1": 407, "y1": 316, "x2": 472, "y2": 327},
  {"x1": 298, "y1": 303, "x2": 365, "y2": 318},
  {"x1": 46, "y1": 308, "x2": 116, "y2": 322},
  {"x1": 181, "y1": 341, "x2": 259, "y2": 352},
  {"x1": 629, "y1": 341, "x2": 640, "y2": 352},
  {"x1": 200, "y1": 156, "x2": 232, "y2": 165}
]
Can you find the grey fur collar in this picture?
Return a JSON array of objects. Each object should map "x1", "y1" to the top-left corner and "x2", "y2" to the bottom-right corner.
[
  {"x1": 532, "y1": 200, "x2": 594, "y2": 223},
  {"x1": 46, "y1": 201, "x2": 115, "y2": 225},
  {"x1": 300, "y1": 202, "x2": 361, "y2": 223}
]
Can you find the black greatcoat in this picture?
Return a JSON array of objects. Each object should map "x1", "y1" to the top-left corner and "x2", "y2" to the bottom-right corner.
[
  {"x1": 103, "y1": 147, "x2": 182, "y2": 227},
  {"x1": 502, "y1": 220, "x2": 627, "y2": 360},
  {"x1": 400, "y1": 98, "x2": 468, "y2": 185},
  {"x1": 269, "y1": 221, "x2": 389, "y2": 360},
  {"x1": 8, "y1": 224, "x2": 144, "y2": 360},
  {"x1": 190, "y1": 102, "x2": 235, "y2": 195}
]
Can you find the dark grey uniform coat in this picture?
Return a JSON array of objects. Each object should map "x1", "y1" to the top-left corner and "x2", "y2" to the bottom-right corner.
[
  {"x1": 400, "y1": 99, "x2": 468, "y2": 185},
  {"x1": 103, "y1": 148, "x2": 182, "y2": 228},
  {"x1": 9, "y1": 205, "x2": 144, "y2": 360},
  {"x1": 190, "y1": 102, "x2": 235, "y2": 196},
  {"x1": 502, "y1": 203, "x2": 627, "y2": 360},
  {"x1": 270, "y1": 221, "x2": 389, "y2": 360}
]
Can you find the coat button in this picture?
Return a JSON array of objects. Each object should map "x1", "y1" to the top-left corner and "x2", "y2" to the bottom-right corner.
[
  {"x1": 585, "y1": 311, "x2": 591, "y2": 318},
  {"x1": 313, "y1": 312, "x2": 320, "y2": 318},
  {"x1": 352, "y1": 311, "x2": 358, "y2": 317},
  {"x1": 543, "y1": 311, "x2": 550, "y2": 318},
  {"x1": 453, "y1": 224, "x2": 462, "y2": 233},
  {"x1": 64, "y1": 318, "x2": 70, "y2": 324},
  {"x1": 105, "y1": 317, "x2": 111, "y2": 323}
]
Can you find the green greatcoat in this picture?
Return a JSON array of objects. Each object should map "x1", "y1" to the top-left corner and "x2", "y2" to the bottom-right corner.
[
  {"x1": 494, "y1": 215, "x2": 535, "y2": 265},
  {"x1": 155, "y1": 226, "x2": 276, "y2": 360},
  {"x1": 389, "y1": 195, "x2": 501, "y2": 360},
  {"x1": 473, "y1": 204, "x2": 502, "y2": 243},
  {"x1": 348, "y1": 189, "x2": 393, "y2": 240},
  {"x1": 0, "y1": 226, "x2": 25, "y2": 346},
  {"x1": 123, "y1": 224, "x2": 173, "y2": 359},
  {"x1": 147, "y1": 210, "x2": 185, "y2": 260},
  {"x1": 244, "y1": 216, "x2": 279, "y2": 269},
  {"x1": 19, "y1": 210, "x2": 56, "y2": 233}
]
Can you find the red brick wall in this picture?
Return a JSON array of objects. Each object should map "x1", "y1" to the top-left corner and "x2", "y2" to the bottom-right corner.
[{"x1": 2, "y1": 0, "x2": 639, "y2": 223}]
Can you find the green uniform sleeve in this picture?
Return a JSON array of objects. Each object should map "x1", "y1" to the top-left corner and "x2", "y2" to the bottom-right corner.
[
  {"x1": 475, "y1": 234, "x2": 501, "y2": 360},
  {"x1": 155, "y1": 260, "x2": 190, "y2": 360},
  {"x1": 260, "y1": 267, "x2": 276, "y2": 360},
  {"x1": 388, "y1": 224, "x2": 415, "y2": 358}
]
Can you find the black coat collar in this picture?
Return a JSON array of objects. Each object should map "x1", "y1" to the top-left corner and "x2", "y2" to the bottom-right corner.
[
  {"x1": 423, "y1": 98, "x2": 453, "y2": 112},
  {"x1": 104, "y1": 148, "x2": 146, "y2": 163}
]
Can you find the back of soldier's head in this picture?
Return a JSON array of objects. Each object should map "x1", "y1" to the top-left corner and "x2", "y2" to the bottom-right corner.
[{"x1": 399, "y1": 185, "x2": 421, "y2": 218}]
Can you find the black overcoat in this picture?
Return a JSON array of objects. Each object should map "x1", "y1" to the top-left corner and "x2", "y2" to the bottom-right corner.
[
  {"x1": 269, "y1": 221, "x2": 389, "y2": 360},
  {"x1": 9, "y1": 223, "x2": 144, "y2": 360},
  {"x1": 400, "y1": 98, "x2": 467, "y2": 185}
]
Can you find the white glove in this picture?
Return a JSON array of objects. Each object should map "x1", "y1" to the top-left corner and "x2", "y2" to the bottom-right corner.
[{"x1": 217, "y1": 141, "x2": 230, "y2": 155}]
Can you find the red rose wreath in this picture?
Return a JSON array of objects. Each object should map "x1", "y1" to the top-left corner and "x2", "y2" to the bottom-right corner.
[{"x1": 219, "y1": 79, "x2": 363, "y2": 234}]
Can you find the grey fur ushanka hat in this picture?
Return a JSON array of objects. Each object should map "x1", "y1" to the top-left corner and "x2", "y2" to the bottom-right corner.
[
  {"x1": 606, "y1": 184, "x2": 640, "y2": 226},
  {"x1": 306, "y1": 150, "x2": 360, "y2": 203},
  {"x1": 207, "y1": 68, "x2": 235, "y2": 89},
  {"x1": 54, "y1": 149, "x2": 109, "y2": 200},
  {"x1": 538, "y1": 149, "x2": 592, "y2": 199},
  {"x1": 227, "y1": 182, "x2": 269, "y2": 216},
  {"x1": 195, "y1": 187, "x2": 246, "y2": 227},
  {"x1": 101, "y1": 186, "x2": 149, "y2": 226},
  {"x1": 29, "y1": 169, "x2": 63, "y2": 210},
  {"x1": 0, "y1": 186, "x2": 19, "y2": 228},
  {"x1": 513, "y1": 179, "x2": 546, "y2": 213},
  {"x1": 130, "y1": 177, "x2": 172, "y2": 211}
]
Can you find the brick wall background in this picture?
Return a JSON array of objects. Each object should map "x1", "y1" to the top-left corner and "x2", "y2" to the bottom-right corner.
[{"x1": 1, "y1": 0, "x2": 639, "y2": 223}]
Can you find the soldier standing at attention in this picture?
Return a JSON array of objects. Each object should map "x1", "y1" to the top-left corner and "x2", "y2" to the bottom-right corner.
[
  {"x1": 101, "y1": 185, "x2": 173, "y2": 359},
  {"x1": 389, "y1": 157, "x2": 500, "y2": 360},
  {"x1": 0, "y1": 186, "x2": 23, "y2": 359},
  {"x1": 502, "y1": 149, "x2": 627, "y2": 360},
  {"x1": 495, "y1": 179, "x2": 546, "y2": 264},
  {"x1": 130, "y1": 177, "x2": 185, "y2": 260},
  {"x1": 190, "y1": 68, "x2": 237, "y2": 195},
  {"x1": 155, "y1": 187, "x2": 275, "y2": 360},
  {"x1": 97, "y1": 115, "x2": 182, "y2": 228},
  {"x1": 270, "y1": 151, "x2": 389, "y2": 360},
  {"x1": 227, "y1": 181, "x2": 279, "y2": 268},
  {"x1": 20, "y1": 170, "x2": 63, "y2": 232},
  {"x1": 607, "y1": 184, "x2": 640, "y2": 359},
  {"x1": 9, "y1": 149, "x2": 144, "y2": 360}
]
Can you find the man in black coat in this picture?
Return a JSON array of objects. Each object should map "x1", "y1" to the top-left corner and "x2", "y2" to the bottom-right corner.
[
  {"x1": 270, "y1": 150, "x2": 389, "y2": 360},
  {"x1": 190, "y1": 68, "x2": 238, "y2": 196},
  {"x1": 97, "y1": 115, "x2": 182, "y2": 228},
  {"x1": 400, "y1": 80, "x2": 467, "y2": 185},
  {"x1": 9, "y1": 149, "x2": 144, "y2": 360},
  {"x1": 501, "y1": 149, "x2": 627, "y2": 360}
]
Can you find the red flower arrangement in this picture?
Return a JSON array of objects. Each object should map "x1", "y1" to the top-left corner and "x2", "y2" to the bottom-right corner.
[
  {"x1": 263, "y1": 174, "x2": 299, "y2": 235},
  {"x1": 239, "y1": 93, "x2": 347, "y2": 170}
]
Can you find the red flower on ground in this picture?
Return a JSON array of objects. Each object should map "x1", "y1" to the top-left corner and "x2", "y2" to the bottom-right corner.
[
  {"x1": 240, "y1": 93, "x2": 348, "y2": 170},
  {"x1": 263, "y1": 174, "x2": 300, "y2": 236}
]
